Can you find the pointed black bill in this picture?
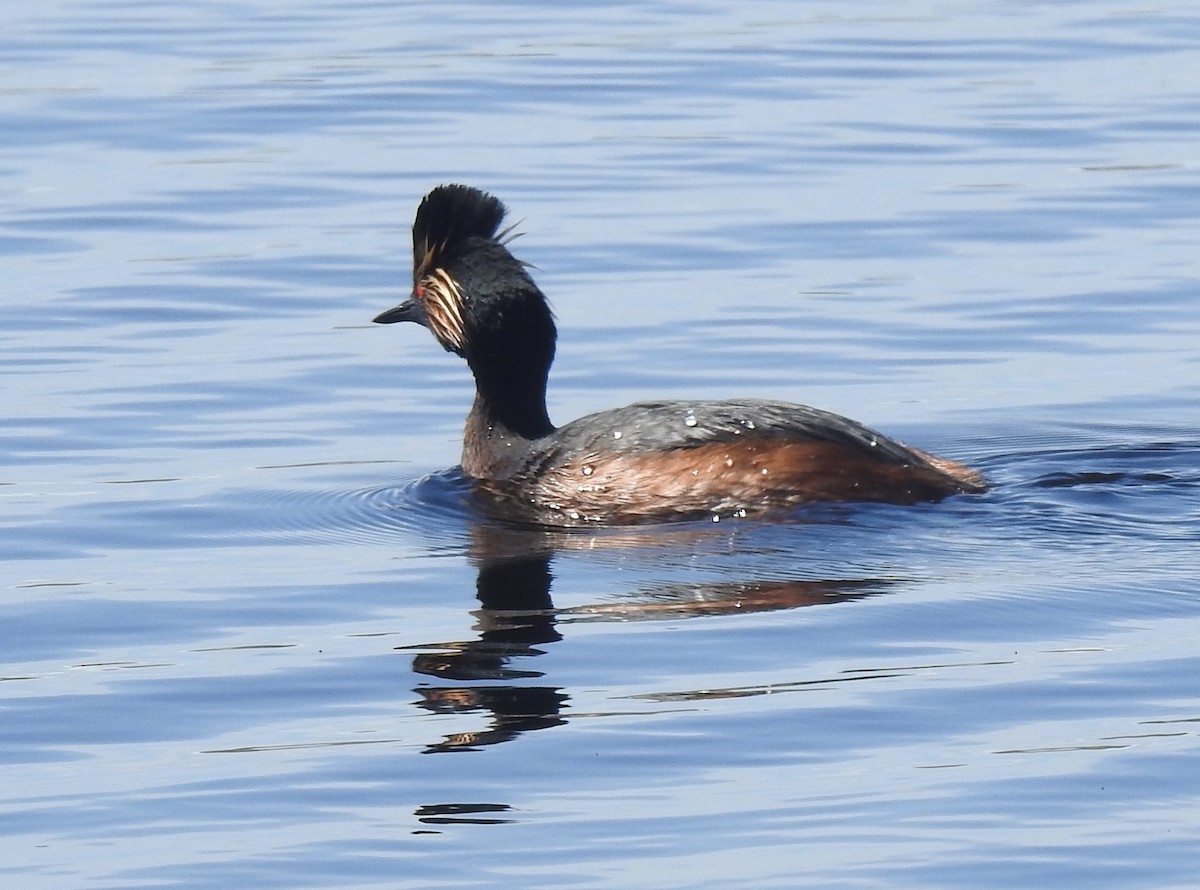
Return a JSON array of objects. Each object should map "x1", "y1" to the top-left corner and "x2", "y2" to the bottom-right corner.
[{"x1": 373, "y1": 299, "x2": 425, "y2": 325}]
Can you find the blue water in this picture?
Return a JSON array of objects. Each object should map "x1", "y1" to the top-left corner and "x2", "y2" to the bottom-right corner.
[{"x1": 4, "y1": 2, "x2": 1200, "y2": 888}]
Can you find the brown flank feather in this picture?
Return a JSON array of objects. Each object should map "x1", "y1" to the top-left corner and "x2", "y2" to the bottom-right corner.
[{"x1": 481, "y1": 438, "x2": 982, "y2": 524}]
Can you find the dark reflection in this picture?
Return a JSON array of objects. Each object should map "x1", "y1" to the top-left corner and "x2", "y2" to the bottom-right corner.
[
  {"x1": 403, "y1": 519, "x2": 895, "y2": 757},
  {"x1": 409, "y1": 557, "x2": 560, "y2": 682},
  {"x1": 414, "y1": 803, "x2": 513, "y2": 827},
  {"x1": 415, "y1": 686, "x2": 569, "y2": 753}
]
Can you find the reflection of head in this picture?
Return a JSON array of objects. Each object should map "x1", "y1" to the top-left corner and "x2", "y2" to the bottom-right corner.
[{"x1": 415, "y1": 686, "x2": 568, "y2": 754}]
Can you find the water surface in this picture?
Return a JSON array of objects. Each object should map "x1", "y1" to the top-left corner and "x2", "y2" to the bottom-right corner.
[{"x1": 3, "y1": 2, "x2": 1200, "y2": 888}]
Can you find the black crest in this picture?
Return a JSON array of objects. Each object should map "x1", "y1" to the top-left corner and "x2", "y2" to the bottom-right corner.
[{"x1": 413, "y1": 184, "x2": 507, "y2": 278}]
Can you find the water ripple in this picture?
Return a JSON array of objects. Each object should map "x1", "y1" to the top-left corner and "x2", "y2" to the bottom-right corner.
[
  {"x1": 994, "y1": 436, "x2": 1200, "y2": 547},
  {"x1": 241, "y1": 469, "x2": 478, "y2": 549}
]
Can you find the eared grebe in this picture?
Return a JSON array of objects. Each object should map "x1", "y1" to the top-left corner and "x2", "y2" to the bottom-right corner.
[{"x1": 374, "y1": 184, "x2": 985, "y2": 525}]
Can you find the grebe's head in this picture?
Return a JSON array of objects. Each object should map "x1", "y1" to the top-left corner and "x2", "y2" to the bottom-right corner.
[{"x1": 373, "y1": 184, "x2": 556, "y2": 372}]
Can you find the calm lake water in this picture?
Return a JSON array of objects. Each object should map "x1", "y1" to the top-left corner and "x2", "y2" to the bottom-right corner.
[{"x1": 4, "y1": 1, "x2": 1200, "y2": 887}]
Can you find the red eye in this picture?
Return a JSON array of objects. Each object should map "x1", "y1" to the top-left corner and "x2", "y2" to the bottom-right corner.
[{"x1": 414, "y1": 281, "x2": 425, "y2": 299}]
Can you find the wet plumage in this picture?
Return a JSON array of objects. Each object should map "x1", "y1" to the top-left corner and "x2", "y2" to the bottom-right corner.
[{"x1": 373, "y1": 184, "x2": 985, "y2": 525}]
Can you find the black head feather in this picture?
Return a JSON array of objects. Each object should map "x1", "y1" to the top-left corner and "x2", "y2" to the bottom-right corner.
[
  {"x1": 376, "y1": 185, "x2": 556, "y2": 441},
  {"x1": 375, "y1": 184, "x2": 513, "y2": 345},
  {"x1": 412, "y1": 184, "x2": 507, "y2": 279}
]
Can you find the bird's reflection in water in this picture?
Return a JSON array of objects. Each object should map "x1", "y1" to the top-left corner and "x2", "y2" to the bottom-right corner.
[{"x1": 403, "y1": 519, "x2": 894, "y2": 754}]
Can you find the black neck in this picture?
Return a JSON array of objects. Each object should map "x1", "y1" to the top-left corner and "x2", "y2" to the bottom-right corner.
[
  {"x1": 470, "y1": 367, "x2": 554, "y2": 440},
  {"x1": 461, "y1": 350, "x2": 555, "y2": 479}
]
